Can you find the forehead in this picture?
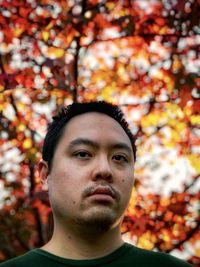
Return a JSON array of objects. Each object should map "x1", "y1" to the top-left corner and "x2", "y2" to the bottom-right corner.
[{"x1": 60, "y1": 112, "x2": 131, "y2": 145}]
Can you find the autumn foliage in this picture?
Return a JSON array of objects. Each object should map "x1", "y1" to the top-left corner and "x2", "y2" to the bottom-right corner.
[{"x1": 0, "y1": 0, "x2": 199, "y2": 266}]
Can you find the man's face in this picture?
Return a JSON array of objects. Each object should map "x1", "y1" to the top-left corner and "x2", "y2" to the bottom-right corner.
[{"x1": 45, "y1": 112, "x2": 134, "y2": 231}]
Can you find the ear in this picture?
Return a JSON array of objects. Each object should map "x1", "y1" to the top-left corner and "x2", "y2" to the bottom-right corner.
[{"x1": 38, "y1": 160, "x2": 49, "y2": 191}]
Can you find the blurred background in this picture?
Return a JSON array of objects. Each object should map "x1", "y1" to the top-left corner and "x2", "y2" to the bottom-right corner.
[{"x1": 0, "y1": 0, "x2": 199, "y2": 266}]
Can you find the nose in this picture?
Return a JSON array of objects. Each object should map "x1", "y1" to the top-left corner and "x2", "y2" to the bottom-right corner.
[{"x1": 92, "y1": 156, "x2": 113, "y2": 182}]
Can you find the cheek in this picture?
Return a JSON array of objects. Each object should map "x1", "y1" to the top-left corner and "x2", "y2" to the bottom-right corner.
[
  {"x1": 48, "y1": 168, "x2": 74, "y2": 198},
  {"x1": 122, "y1": 183, "x2": 133, "y2": 200},
  {"x1": 120, "y1": 167, "x2": 134, "y2": 185},
  {"x1": 48, "y1": 172, "x2": 80, "y2": 211},
  {"x1": 119, "y1": 172, "x2": 134, "y2": 198},
  {"x1": 49, "y1": 163, "x2": 87, "y2": 199}
]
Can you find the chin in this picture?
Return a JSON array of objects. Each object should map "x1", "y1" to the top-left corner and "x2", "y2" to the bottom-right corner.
[{"x1": 75, "y1": 209, "x2": 119, "y2": 232}]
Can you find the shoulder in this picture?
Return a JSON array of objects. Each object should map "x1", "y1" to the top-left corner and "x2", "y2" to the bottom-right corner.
[
  {"x1": 125, "y1": 243, "x2": 192, "y2": 267},
  {"x1": 0, "y1": 250, "x2": 39, "y2": 267}
]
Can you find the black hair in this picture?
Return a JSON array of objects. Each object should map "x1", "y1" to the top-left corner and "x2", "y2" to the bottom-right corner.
[{"x1": 42, "y1": 101, "x2": 137, "y2": 170}]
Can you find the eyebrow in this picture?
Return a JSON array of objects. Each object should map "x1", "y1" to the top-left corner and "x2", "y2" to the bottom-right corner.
[
  {"x1": 68, "y1": 138, "x2": 133, "y2": 155},
  {"x1": 68, "y1": 138, "x2": 99, "y2": 149},
  {"x1": 111, "y1": 143, "x2": 133, "y2": 155}
]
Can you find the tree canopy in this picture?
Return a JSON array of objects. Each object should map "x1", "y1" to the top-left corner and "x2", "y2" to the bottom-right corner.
[{"x1": 0, "y1": 1, "x2": 199, "y2": 266}]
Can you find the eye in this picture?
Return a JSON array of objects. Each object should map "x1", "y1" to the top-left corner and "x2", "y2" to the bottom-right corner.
[
  {"x1": 113, "y1": 154, "x2": 128, "y2": 163},
  {"x1": 74, "y1": 151, "x2": 92, "y2": 159}
]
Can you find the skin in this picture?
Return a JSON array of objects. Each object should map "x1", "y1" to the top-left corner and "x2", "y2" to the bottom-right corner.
[{"x1": 38, "y1": 112, "x2": 135, "y2": 259}]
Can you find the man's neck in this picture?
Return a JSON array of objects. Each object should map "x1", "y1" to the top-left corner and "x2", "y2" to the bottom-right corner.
[{"x1": 41, "y1": 223, "x2": 124, "y2": 260}]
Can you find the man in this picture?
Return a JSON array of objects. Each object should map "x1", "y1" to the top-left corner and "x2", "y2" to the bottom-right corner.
[{"x1": 1, "y1": 101, "x2": 192, "y2": 266}]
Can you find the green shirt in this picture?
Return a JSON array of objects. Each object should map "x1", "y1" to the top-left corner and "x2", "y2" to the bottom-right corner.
[{"x1": 0, "y1": 243, "x2": 192, "y2": 267}]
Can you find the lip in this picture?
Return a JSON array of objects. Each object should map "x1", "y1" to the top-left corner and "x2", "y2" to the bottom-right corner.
[{"x1": 88, "y1": 186, "x2": 115, "y2": 199}]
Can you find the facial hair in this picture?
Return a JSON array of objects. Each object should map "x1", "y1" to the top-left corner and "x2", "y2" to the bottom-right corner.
[{"x1": 73, "y1": 182, "x2": 122, "y2": 233}]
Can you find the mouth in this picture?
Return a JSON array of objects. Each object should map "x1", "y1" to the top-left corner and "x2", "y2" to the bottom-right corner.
[{"x1": 87, "y1": 186, "x2": 115, "y2": 201}]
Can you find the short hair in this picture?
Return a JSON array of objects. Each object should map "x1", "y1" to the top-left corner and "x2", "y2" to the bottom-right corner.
[{"x1": 42, "y1": 101, "x2": 137, "y2": 170}]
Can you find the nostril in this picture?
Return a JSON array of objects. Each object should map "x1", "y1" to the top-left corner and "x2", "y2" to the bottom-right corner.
[{"x1": 95, "y1": 172, "x2": 113, "y2": 181}]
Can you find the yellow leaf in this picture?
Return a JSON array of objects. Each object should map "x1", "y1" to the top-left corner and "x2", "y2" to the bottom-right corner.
[
  {"x1": 162, "y1": 233, "x2": 170, "y2": 242},
  {"x1": 18, "y1": 124, "x2": 26, "y2": 132},
  {"x1": 14, "y1": 28, "x2": 24, "y2": 37},
  {"x1": 17, "y1": 102, "x2": 25, "y2": 111},
  {"x1": 117, "y1": 66, "x2": 125, "y2": 76},
  {"x1": 47, "y1": 47, "x2": 65, "y2": 58},
  {"x1": 172, "y1": 56, "x2": 182, "y2": 72},
  {"x1": 42, "y1": 31, "x2": 49, "y2": 42},
  {"x1": 119, "y1": 9, "x2": 129, "y2": 16},
  {"x1": 0, "y1": 104, "x2": 4, "y2": 112},
  {"x1": 141, "y1": 113, "x2": 161, "y2": 128},
  {"x1": 161, "y1": 198, "x2": 170, "y2": 206},
  {"x1": 190, "y1": 115, "x2": 200, "y2": 125},
  {"x1": 106, "y1": 2, "x2": 115, "y2": 10},
  {"x1": 46, "y1": 21, "x2": 54, "y2": 30},
  {"x1": 23, "y1": 138, "x2": 33, "y2": 149},
  {"x1": 174, "y1": 122, "x2": 186, "y2": 132},
  {"x1": 171, "y1": 128, "x2": 180, "y2": 142},
  {"x1": 138, "y1": 232, "x2": 155, "y2": 250},
  {"x1": 195, "y1": 247, "x2": 200, "y2": 257},
  {"x1": 187, "y1": 154, "x2": 200, "y2": 173}
]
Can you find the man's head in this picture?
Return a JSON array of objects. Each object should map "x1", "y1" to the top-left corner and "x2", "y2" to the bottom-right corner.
[
  {"x1": 42, "y1": 101, "x2": 136, "y2": 171},
  {"x1": 39, "y1": 101, "x2": 136, "y2": 234}
]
